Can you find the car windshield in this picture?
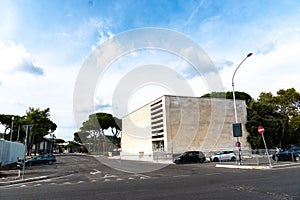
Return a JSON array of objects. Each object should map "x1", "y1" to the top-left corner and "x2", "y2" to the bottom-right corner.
[{"x1": 180, "y1": 152, "x2": 190, "y2": 156}]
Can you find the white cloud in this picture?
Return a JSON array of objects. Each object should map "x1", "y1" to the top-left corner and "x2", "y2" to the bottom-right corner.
[
  {"x1": 0, "y1": 40, "x2": 81, "y2": 140},
  {"x1": 0, "y1": 41, "x2": 44, "y2": 77},
  {"x1": 219, "y1": 30, "x2": 300, "y2": 99},
  {"x1": 89, "y1": 17, "x2": 114, "y2": 49}
]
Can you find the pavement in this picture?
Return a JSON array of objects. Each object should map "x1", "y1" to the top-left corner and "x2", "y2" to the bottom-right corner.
[
  {"x1": 1, "y1": 155, "x2": 300, "y2": 186},
  {"x1": 216, "y1": 161, "x2": 300, "y2": 169},
  {"x1": 0, "y1": 153, "x2": 81, "y2": 186},
  {"x1": 0, "y1": 166, "x2": 74, "y2": 186}
]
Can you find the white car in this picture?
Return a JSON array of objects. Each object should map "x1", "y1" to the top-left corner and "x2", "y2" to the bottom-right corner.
[{"x1": 210, "y1": 150, "x2": 236, "y2": 162}]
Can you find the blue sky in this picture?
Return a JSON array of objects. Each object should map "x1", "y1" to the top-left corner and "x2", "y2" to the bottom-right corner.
[{"x1": 1, "y1": 0, "x2": 300, "y2": 140}]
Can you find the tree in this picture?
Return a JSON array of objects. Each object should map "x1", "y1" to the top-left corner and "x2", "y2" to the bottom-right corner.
[
  {"x1": 201, "y1": 91, "x2": 252, "y2": 105},
  {"x1": 23, "y1": 107, "x2": 57, "y2": 155},
  {"x1": 79, "y1": 112, "x2": 122, "y2": 152},
  {"x1": 246, "y1": 100, "x2": 285, "y2": 149},
  {"x1": 0, "y1": 114, "x2": 26, "y2": 141},
  {"x1": 246, "y1": 88, "x2": 300, "y2": 149},
  {"x1": 274, "y1": 88, "x2": 300, "y2": 146},
  {"x1": 289, "y1": 115, "x2": 300, "y2": 144}
]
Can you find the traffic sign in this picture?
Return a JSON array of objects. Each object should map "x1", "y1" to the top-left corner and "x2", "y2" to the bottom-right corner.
[
  {"x1": 258, "y1": 126, "x2": 265, "y2": 135},
  {"x1": 235, "y1": 141, "x2": 241, "y2": 147}
]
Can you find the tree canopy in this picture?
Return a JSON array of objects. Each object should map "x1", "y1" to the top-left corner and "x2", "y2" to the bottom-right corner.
[
  {"x1": 23, "y1": 107, "x2": 57, "y2": 154},
  {"x1": 201, "y1": 91, "x2": 252, "y2": 105},
  {"x1": 0, "y1": 107, "x2": 57, "y2": 155},
  {"x1": 77, "y1": 112, "x2": 122, "y2": 152},
  {"x1": 246, "y1": 88, "x2": 300, "y2": 149}
]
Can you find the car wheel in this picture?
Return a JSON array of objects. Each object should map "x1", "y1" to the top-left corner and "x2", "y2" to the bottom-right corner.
[
  {"x1": 295, "y1": 156, "x2": 300, "y2": 162},
  {"x1": 213, "y1": 158, "x2": 219, "y2": 162},
  {"x1": 48, "y1": 160, "x2": 53, "y2": 165},
  {"x1": 230, "y1": 157, "x2": 236, "y2": 161}
]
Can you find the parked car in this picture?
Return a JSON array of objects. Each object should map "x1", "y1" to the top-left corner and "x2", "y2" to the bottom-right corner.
[
  {"x1": 173, "y1": 151, "x2": 206, "y2": 164},
  {"x1": 17, "y1": 154, "x2": 56, "y2": 167},
  {"x1": 272, "y1": 149, "x2": 300, "y2": 162},
  {"x1": 210, "y1": 150, "x2": 236, "y2": 162}
]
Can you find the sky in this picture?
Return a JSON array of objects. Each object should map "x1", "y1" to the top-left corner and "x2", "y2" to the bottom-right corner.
[{"x1": 0, "y1": 0, "x2": 300, "y2": 140}]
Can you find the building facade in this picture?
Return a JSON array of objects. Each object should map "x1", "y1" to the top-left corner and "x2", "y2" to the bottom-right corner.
[{"x1": 120, "y1": 95, "x2": 250, "y2": 161}]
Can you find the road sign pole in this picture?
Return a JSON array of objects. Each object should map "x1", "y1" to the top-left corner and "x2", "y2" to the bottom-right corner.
[
  {"x1": 22, "y1": 124, "x2": 33, "y2": 179},
  {"x1": 258, "y1": 126, "x2": 272, "y2": 167},
  {"x1": 261, "y1": 134, "x2": 272, "y2": 167}
]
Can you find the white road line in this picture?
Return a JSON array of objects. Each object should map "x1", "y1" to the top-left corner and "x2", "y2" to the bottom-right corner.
[
  {"x1": 205, "y1": 173, "x2": 221, "y2": 176},
  {"x1": 173, "y1": 175, "x2": 190, "y2": 178}
]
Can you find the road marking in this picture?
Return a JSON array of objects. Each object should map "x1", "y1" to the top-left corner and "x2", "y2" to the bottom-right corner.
[
  {"x1": 103, "y1": 174, "x2": 118, "y2": 178},
  {"x1": 77, "y1": 181, "x2": 85, "y2": 184},
  {"x1": 173, "y1": 175, "x2": 190, "y2": 178},
  {"x1": 205, "y1": 173, "x2": 221, "y2": 176},
  {"x1": 90, "y1": 169, "x2": 102, "y2": 175}
]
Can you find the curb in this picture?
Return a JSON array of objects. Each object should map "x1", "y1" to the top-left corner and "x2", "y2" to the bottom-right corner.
[
  {"x1": 216, "y1": 162, "x2": 300, "y2": 170},
  {"x1": 216, "y1": 164, "x2": 271, "y2": 170},
  {"x1": 0, "y1": 171, "x2": 77, "y2": 186},
  {"x1": 0, "y1": 175, "x2": 50, "y2": 186}
]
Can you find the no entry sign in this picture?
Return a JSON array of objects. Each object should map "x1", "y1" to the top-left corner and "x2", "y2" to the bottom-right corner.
[{"x1": 258, "y1": 126, "x2": 265, "y2": 135}]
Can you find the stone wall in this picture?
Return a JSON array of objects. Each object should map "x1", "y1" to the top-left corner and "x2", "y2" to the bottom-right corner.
[
  {"x1": 120, "y1": 104, "x2": 153, "y2": 160},
  {"x1": 165, "y1": 96, "x2": 250, "y2": 153}
]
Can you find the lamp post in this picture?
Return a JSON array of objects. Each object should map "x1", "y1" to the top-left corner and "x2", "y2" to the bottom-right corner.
[
  {"x1": 232, "y1": 53, "x2": 253, "y2": 165},
  {"x1": 10, "y1": 116, "x2": 14, "y2": 141},
  {"x1": 50, "y1": 134, "x2": 56, "y2": 154}
]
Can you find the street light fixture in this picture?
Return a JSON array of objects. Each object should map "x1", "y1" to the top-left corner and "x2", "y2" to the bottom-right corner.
[{"x1": 232, "y1": 52, "x2": 253, "y2": 165}]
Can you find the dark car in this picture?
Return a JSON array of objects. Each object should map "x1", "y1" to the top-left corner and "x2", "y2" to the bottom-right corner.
[
  {"x1": 272, "y1": 149, "x2": 300, "y2": 162},
  {"x1": 173, "y1": 151, "x2": 206, "y2": 164},
  {"x1": 17, "y1": 154, "x2": 56, "y2": 167}
]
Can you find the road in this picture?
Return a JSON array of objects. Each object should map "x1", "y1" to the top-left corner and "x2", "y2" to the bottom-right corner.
[{"x1": 0, "y1": 154, "x2": 299, "y2": 199}]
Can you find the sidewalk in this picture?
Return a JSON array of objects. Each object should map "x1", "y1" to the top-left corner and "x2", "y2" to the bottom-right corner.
[
  {"x1": 0, "y1": 166, "x2": 71, "y2": 186},
  {"x1": 215, "y1": 160, "x2": 300, "y2": 170}
]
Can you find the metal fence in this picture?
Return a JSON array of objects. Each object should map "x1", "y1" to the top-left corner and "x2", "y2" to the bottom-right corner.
[
  {"x1": 152, "y1": 149, "x2": 279, "y2": 164},
  {"x1": 100, "y1": 148, "x2": 296, "y2": 165}
]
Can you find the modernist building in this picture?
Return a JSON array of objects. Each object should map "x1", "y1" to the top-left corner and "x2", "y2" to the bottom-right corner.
[{"x1": 120, "y1": 95, "x2": 250, "y2": 161}]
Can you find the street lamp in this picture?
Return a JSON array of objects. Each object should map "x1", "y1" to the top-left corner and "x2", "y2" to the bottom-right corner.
[
  {"x1": 10, "y1": 116, "x2": 14, "y2": 141},
  {"x1": 50, "y1": 133, "x2": 56, "y2": 154},
  {"x1": 232, "y1": 52, "x2": 253, "y2": 165}
]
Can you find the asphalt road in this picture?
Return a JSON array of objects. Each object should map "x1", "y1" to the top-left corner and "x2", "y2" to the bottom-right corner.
[{"x1": 1, "y1": 154, "x2": 299, "y2": 200}]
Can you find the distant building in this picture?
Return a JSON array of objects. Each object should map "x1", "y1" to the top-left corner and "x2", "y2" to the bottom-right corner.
[{"x1": 120, "y1": 95, "x2": 250, "y2": 161}]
